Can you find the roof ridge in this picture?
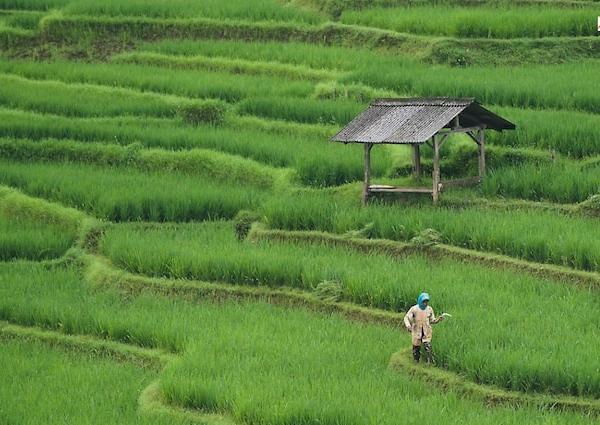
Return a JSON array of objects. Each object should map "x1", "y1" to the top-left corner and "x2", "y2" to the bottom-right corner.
[{"x1": 371, "y1": 97, "x2": 477, "y2": 106}]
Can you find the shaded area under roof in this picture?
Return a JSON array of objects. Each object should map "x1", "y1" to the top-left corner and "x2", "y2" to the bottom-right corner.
[{"x1": 331, "y1": 97, "x2": 516, "y2": 145}]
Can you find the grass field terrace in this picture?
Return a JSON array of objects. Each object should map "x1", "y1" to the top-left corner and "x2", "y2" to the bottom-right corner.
[{"x1": 2, "y1": 0, "x2": 600, "y2": 424}]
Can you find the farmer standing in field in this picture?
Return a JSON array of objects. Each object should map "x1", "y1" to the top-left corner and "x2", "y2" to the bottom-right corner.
[{"x1": 403, "y1": 292, "x2": 444, "y2": 364}]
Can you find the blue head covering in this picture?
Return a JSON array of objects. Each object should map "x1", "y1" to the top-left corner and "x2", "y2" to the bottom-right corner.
[{"x1": 417, "y1": 292, "x2": 430, "y2": 310}]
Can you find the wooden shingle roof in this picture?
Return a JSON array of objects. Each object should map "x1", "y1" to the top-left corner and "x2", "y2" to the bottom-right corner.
[{"x1": 331, "y1": 97, "x2": 515, "y2": 145}]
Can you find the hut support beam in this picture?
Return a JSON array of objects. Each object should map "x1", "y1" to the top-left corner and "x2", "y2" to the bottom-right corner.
[
  {"x1": 432, "y1": 135, "x2": 440, "y2": 203},
  {"x1": 431, "y1": 133, "x2": 450, "y2": 204},
  {"x1": 362, "y1": 143, "x2": 373, "y2": 205},
  {"x1": 477, "y1": 128, "x2": 485, "y2": 178},
  {"x1": 466, "y1": 126, "x2": 486, "y2": 178},
  {"x1": 412, "y1": 144, "x2": 421, "y2": 179}
]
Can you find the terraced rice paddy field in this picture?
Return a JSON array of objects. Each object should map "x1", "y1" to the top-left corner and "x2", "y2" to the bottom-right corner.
[{"x1": 2, "y1": 0, "x2": 600, "y2": 423}]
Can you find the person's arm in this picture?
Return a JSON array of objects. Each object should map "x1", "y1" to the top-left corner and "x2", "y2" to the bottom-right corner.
[
  {"x1": 403, "y1": 307, "x2": 413, "y2": 331},
  {"x1": 430, "y1": 308, "x2": 444, "y2": 324}
]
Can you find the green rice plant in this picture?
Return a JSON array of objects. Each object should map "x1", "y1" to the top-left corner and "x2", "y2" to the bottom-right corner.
[
  {"x1": 0, "y1": 184, "x2": 84, "y2": 229},
  {"x1": 0, "y1": 130, "x2": 299, "y2": 181},
  {"x1": 0, "y1": 60, "x2": 315, "y2": 102},
  {"x1": 0, "y1": 108, "x2": 388, "y2": 187},
  {"x1": 434, "y1": 259, "x2": 600, "y2": 397},
  {"x1": 0, "y1": 10, "x2": 46, "y2": 30},
  {"x1": 0, "y1": 338, "x2": 184, "y2": 425},
  {"x1": 488, "y1": 106, "x2": 600, "y2": 158},
  {"x1": 0, "y1": 261, "x2": 197, "y2": 352},
  {"x1": 0, "y1": 261, "x2": 591, "y2": 423},
  {"x1": 97, "y1": 220, "x2": 414, "y2": 310},
  {"x1": 258, "y1": 189, "x2": 359, "y2": 232},
  {"x1": 0, "y1": 217, "x2": 76, "y2": 260},
  {"x1": 236, "y1": 95, "x2": 366, "y2": 125},
  {"x1": 341, "y1": 6, "x2": 597, "y2": 38},
  {"x1": 482, "y1": 162, "x2": 600, "y2": 204},
  {"x1": 0, "y1": 109, "x2": 258, "y2": 151},
  {"x1": 136, "y1": 38, "x2": 407, "y2": 72},
  {"x1": 62, "y1": 0, "x2": 326, "y2": 23},
  {"x1": 0, "y1": 187, "x2": 83, "y2": 259},
  {"x1": 0, "y1": 160, "x2": 266, "y2": 222},
  {"x1": 259, "y1": 193, "x2": 600, "y2": 272},
  {"x1": 0, "y1": 137, "x2": 135, "y2": 165},
  {"x1": 0, "y1": 140, "x2": 280, "y2": 189},
  {"x1": 96, "y1": 220, "x2": 600, "y2": 398},
  {"x1": 36, "y1": 13, "x2": 329, "y2": 50},
  {"x1": 343, "y1": 60, "x2": 600, "y2": 116},
  {"x1": 176, "y1": 99, "x2": 229, "y2": 126},
  {"x1": 0, "y1": 73, "x2": 190, "y2": 118},
  {"x1": 0, "y1": 0, "x2": 70, "y2": 10},
  {"x1": 161, "y1": 300, "x2": 568, "y2": 425},
  {"x1": 112, "y1": 51, "x2": 338, "y2": 82}
]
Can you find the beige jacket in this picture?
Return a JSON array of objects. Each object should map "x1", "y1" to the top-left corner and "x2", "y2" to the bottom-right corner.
[{"x1": 403, "y1": 305, "x2": 439, "y2": 346}]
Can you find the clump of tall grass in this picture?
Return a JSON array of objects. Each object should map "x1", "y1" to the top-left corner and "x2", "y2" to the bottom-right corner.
[
  {"x1": 0, "y1": 186, "x2": 83, "y2": 260},
  {"x1": 176, "y1": 99, "x2": 229, "y2": 126},
  {"x1": 233, "y1": 209, "x2": 265, "y2": 241},
  {"x1": 0, "y1": 185, "x2": 84, "y2": 229},
  {"x1": 0, "y1": 25, "x2": 36, "y2": 51},
  {"x1": 313, "y1": 279, "x2": 344, "y2": 302},
  {"x1": 577, "y1": 194, "x2": 600, "y2": 218}
]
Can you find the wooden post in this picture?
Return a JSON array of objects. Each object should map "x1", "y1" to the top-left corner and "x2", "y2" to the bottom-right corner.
[
  {"x1": 362, "y1": 143, "x2": 373, "y2": 205},
  {"x1": 477, "y1": 127, "x2": 485, "y2": 178},
  {"x1": 412, "y1": 144, "x2": 421, "y2": 179},
  {"x1": 432, "y1": 136, "x2": 440, "y2": 203}
]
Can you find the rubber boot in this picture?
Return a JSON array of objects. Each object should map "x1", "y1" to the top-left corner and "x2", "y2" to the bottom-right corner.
[
  {"x1": 412, "y1": 345, "x2": 421, "y2": 362},
  {"x1": 424, "y1": 342, "x2": 432, "y2": 364}
]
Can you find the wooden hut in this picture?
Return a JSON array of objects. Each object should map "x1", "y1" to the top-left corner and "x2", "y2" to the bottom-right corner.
[{"x1": 331, "y1": 98, "x2": 516, "y2": 204}]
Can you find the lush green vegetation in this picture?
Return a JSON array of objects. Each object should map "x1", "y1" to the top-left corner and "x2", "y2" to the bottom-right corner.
[
  {"x1": 98, "y1": 221, "x2": 600, "y2": 398},
  {"x1": 0, "y1": 336, "x2": 179, "y2": 425},
  {"x1": 2, "y1": 0, "x2": 600, "y2": 423},
  {"x1": 340, "y1": 6, "x2": 598, "y2": 38}
]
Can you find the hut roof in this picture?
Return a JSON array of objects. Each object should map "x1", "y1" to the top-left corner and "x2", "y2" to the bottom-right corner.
[{"x1": 331, "y1": 97, "x2": 516, "y2": 145}]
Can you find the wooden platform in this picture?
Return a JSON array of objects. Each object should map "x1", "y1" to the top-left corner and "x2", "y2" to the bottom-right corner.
[{"x1": 368, "y1": 185, "x2": 433, "y2": 194}]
